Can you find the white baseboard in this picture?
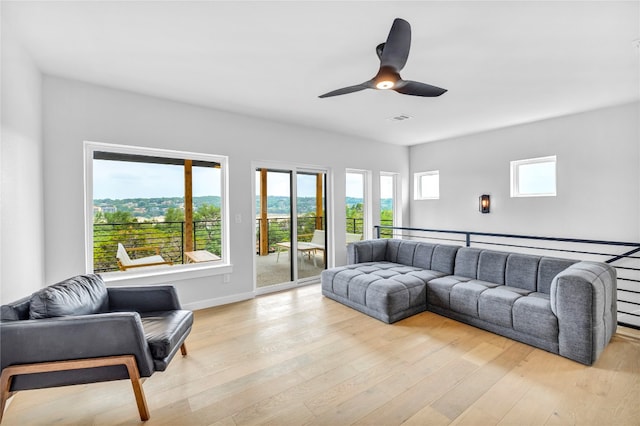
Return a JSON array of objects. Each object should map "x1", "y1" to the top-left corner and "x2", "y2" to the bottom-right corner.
[{"x1": 183, "y1": 291, "x2": 255, "y2": 311}]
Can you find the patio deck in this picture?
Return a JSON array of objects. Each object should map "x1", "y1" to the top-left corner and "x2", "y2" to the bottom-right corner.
[{"x1": 256, "y1": 250, "x2": 324, "y2": 288}]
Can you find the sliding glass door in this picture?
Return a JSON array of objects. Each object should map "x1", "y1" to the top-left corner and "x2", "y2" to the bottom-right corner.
[
  {"x1": 255, "y1": 166, "x2": 328, "y2": 290},
  {"x1": 296, "y1": 172, "x2": 326, "y2": 279},
  {"x1": 256, "y1": 169, "x2": 292, "y2": 287}
]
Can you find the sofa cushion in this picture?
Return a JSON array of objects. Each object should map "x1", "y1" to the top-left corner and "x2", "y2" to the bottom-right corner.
[
  {"x1": 477, "y1": 251, "x2": 509, "y2": 285},
  {"x1": 430, "y1": 245, "x2": 459, "y2": 275},
  {"x1": 537, "y1": 257, "x2": 578, "y2": 294},
  {"x1": 512, "y1": 293, "x2": 558, "y2": 341},
  {"x1": 396, "y1": 241, "x2": 419, "y2": 265},
  {"x1": 29, "y1": 274, "x2": 109, "y2": 319},
  {"x1": 364, "y1": 278, "x2": 426, "y2": 319},
  {"x1": 346, "y1": 274, "x2": 384, "y2": 306},
  {"x1": 506, "y1": 253, "x2": 540, "y2": 292},
  {"x1": 385, "y1": 239, "x2": 402, "y2": 262},
  {"x1": 346, "y1": 274, "x2": 385, "y2": 305},
  {"x1": 478, "y1": 286, "x2": 531, "y2": 328},
  {"x1": 450, "y1": 280, "x2": 500, "y2": 317},
  {"x1": 454, "y1": 248, "x2": 482, "y2": 279},
  {"x1": 413, "y1": 243, "x2": 437, "y2": 270},
  {"x1": 389, "y1": 265, "x2": 422, "y2": 275},
  {"x1": 140, "y1": 310, "x2": 193, "y2": 360},
  {"x1": 426, "y1": 275, "x2": 472, "y2": 309},
  {"x1": 348, "y1": 240, "x2": 387, "y2": 263},
  {"x1": 325, "y1": 268, "x2": 363, "y2": 298},
  {"x1": 372, "y1": 269, "x2": 404, "y2": 279},
  {"x1": 407, "y1": 269, "x2": 447, "y2": 283}
]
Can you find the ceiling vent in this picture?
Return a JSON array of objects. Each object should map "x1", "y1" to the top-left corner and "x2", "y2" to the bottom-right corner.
[{"x1": 387, "y1": 114, "x2": 412, "y2": 122}]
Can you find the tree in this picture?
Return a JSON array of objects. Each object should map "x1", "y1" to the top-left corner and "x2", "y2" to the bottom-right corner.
[
  {"x1": 94, "y1": 211, "x2": 106, "y2": 224},
  {"x1": 104, "y1": 211, "x2": 136, "y2": 224},
  {"x1": 193, "y1": 204, "x2": 221, "y2": 255},
  {"x1": 193, "y1": 203, "x2": 220, "y2": 221},
  {"x1": 346, "y1": 203, "x2": 364, "y2": 234},
  {"x1": 164, "y1": 207, "x2": 185, "y2": 222},
  {"x1": 380, "y1": 209, "x2": 394, "y2": 238}
]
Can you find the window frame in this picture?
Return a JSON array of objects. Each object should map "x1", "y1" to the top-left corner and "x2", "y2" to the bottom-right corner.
[
  {"x1": 414, "y1": 170, "x2": 440, "y2": 200},
  {"x1": 510, "y1": 155, "x2": 557, "y2": 198},
  {"x1": 345, "y1": 169, "x2": 372, "y2": 240},
  {"x1": 84, "y1": 141, "x2": 231, "y2": 283}
]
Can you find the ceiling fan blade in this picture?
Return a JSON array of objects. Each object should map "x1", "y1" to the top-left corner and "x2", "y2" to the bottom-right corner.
[
  {"x1": 318, "y1": 83, "x2": 370, "y2": 98},
  {"x1": 380, "y1": 18, "x2": 411, "y2": 72},
  {"x1": 394, "y1": 80, "x2": 447, "y2": 97}
]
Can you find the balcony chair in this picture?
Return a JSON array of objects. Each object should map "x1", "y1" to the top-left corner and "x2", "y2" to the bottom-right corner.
[
  {"x1": 276, "y1": 230, "x2": 362, "y2": 266},
  {"x1": 0, "y1": 274, "x2": 193, "y2": 422},
  {"x1": 116, "y1": 243, "x2": 172, "y2": 271}
]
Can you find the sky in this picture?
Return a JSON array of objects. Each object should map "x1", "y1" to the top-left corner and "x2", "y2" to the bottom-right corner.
[
  {"x1": 346, "y1": 172, "x2": 364, "y2": 198},
  {"x1": 95, "y1": 160, "x2": 389, "y2": 200},
  {"x1": 256, "y1": 171, "x2": 324, "y2": 198},
  {"x1": 93, "y1": 160, "x2": 221, "y2": 199},
  {"x1": 518, "y1": 162, "x2": 556, "y2": 194},
  {"x1": 257, "y1": 170, "x2": 391, "y2": 199}
]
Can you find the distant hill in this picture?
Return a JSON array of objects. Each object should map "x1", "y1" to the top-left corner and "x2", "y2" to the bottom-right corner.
[
  {"x1": 256, "y1": 196, "x2": 393, "y2": 214},
  {"x1": 94, "y1": 195, "x2": 392, "y2": 219},
  {"x1": 94, "y1": 196, "x2": 221, "y2": 219}
]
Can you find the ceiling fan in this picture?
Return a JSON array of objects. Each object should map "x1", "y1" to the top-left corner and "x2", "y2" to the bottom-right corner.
[{"x1": 319, "y1": 18, "x2": 447, "y2": 99}]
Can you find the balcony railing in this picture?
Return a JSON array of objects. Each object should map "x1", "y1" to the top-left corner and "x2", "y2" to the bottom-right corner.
[
  {"x1": 93, "y1": 220, "x2": 221, "y2": 273},
  {"x1": 93, "y1": 216, "x2": 381, "y2": 272},
  {"x1": 254, "y1": 216, "x2": 378, "y2": 254}
]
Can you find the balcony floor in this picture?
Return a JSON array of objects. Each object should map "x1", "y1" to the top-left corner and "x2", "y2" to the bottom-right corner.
[{"x1": 256, "y1": 250, "x2": 324, "y2": 288}]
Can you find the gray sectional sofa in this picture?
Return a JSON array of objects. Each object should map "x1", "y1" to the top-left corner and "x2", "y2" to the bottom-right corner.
[{"x1": 321, "y1": 239, "x2": 617, "y2": 365}]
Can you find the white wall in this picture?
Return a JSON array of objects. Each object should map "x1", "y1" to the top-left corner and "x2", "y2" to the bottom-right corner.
[
  {"x1": 0, "y1": 28, "x2": 45, "y2": 304},
  {"x1": 409, "y1": 102, "x2": 640, "y2": 242},
  {"x1": 41, "y1": 76, "x2": 409, "y2": 308}
]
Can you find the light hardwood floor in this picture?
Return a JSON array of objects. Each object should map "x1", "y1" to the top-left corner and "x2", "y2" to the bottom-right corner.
[{"x1": 3, "y1": 284, "x2": 640, "y2": 425}]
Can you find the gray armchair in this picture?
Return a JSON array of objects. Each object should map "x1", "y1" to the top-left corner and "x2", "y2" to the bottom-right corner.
[{"x1": 0, "y1": 274, "x2": 193, "y2": 422}]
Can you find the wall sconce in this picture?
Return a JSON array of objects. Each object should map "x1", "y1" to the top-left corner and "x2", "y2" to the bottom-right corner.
[{"x1": 479, "y1": 194, "x2": 490, "y2": 213}]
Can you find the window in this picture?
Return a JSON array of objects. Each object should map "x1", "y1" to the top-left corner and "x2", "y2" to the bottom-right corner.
[
  {"x1": 414, "y1": 170, "x2": 439, "y2": 200},
  {"x1": 379, "y1": 172, "x2": 399, "y2": 238},
  {"x1": 84, "y1": 142, "x2": 229, "y2": 276},
  {"x1": 346, "y1": 170, "x2": 370, "y2": 239},
  {"x1": 511, "y1": 155, "x2": 557, "y2": 197}
]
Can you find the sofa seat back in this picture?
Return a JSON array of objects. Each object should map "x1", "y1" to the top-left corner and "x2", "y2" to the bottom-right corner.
[
  {"x1": 450, "y1": 247, "x2": 578, "y2": 295},
  {"x1": 350, "y1": 239, "x2": 460, "y2": 275}
]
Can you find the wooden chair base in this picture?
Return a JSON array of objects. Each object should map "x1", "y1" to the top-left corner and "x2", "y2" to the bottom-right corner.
[
  {"x1": 0, "y1": 343, "x2": 189, "y2": 423},
  {"x1": 0, "y1": 355, "x2": 149, "y2": 423}
]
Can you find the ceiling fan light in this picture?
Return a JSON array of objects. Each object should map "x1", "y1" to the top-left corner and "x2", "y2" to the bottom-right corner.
[{"x1": 376, "y1": 80, "x2": 395, "y2": 90}]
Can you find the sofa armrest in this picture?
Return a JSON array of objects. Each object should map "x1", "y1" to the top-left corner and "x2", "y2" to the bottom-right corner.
[
  {"x1": 347, "y1": 239, "x2": 389, "y2": 264},
  {"x1": 0, "y1": 312, "x2": 155, "y2": 378},
  {"x1": 108, "y1": 285, "x2": 182, "y2": 312},
  {"x1": 550, "y1": 261, "x2": 617, "y2": 365}
]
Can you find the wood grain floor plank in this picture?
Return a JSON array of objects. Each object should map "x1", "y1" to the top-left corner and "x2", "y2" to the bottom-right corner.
[
  {"x1": 2, "y1": 284, "x2": 639, "y2": 426},
  {"x1": 430, "y1": 342, "x2": 534, "y2": 421}
]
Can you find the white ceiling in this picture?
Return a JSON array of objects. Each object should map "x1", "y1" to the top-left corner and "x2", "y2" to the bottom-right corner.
[{"x1": 4, "y1": 1, "x2": 639, "y2": 146}]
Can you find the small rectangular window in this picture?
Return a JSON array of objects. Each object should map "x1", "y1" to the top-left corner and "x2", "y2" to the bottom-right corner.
[
  {"x1": 511, "y1": 156, "x2": 556, "y2": 197},
  {"x1": 414, "y1": 171, "x2": 439, "y2": 200}
]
